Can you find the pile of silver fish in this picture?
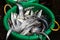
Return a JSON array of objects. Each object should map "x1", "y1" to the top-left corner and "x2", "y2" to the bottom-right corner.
[{"x1": 6, "y1": 3, "x2": 50, "y2": 40}]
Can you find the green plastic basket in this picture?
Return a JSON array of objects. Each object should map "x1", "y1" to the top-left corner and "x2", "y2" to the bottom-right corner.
[
  {"x1": 4, "y1": 2, "x2": 55, "y2": 40},
  {"x1": 6, "y1": 0, "x2": 39, "y2": 5}
]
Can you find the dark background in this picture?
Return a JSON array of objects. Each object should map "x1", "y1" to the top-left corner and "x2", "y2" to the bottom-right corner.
[{"x1": 0, "y1": 0, "x2": 60, "y2": 40}]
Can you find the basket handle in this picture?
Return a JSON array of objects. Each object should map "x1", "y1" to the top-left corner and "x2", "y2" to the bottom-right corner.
[{"x1": 4, "y1": 4, "x2": 12, "y2": 14}]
